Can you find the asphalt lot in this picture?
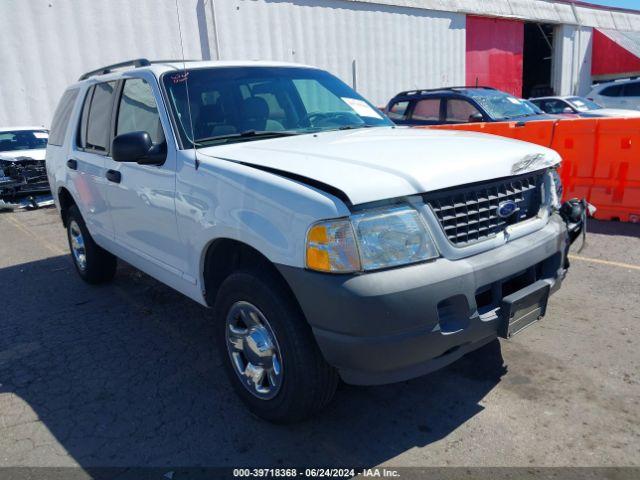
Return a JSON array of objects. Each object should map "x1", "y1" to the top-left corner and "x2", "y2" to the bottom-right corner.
[{"x1": 0, "y1": 207, "x2": 639, "y2": 469}]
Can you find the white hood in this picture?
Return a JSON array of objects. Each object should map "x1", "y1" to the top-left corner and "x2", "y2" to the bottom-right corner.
[
  {"x1": 0, "y1": 148, "x2": 46, "y2": 161},
  {"x1": 199, "y1": 127, "x2": 560, "y2": 205}
]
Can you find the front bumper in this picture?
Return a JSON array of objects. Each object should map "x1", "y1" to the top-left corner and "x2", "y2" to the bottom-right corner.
[{"x1": 278, "y1": 214, "x2": 569, "y2": 385}]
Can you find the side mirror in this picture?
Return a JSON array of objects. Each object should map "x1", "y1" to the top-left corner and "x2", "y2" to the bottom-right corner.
[
  {"x1": 562, "y1": 107, "x2": 574, "y2": 114},
  {"x1": 468, "y1": 112, "x2": 484, "y2": 123},
  {"x1": 112, "y1": 131, "x2": 166, "y2": 165}
]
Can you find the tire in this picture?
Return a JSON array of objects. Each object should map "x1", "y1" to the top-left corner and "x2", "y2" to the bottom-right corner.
[
  {"x1": 214, "y1": 269, "x2": 338, "y2": 423},
  {"x1": 66, "y1": 205, "x2": 117, "y2": 284}
]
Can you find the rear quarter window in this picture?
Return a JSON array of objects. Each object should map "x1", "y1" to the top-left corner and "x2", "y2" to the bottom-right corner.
[{"x1": 49, "y1": 89, "x2": 79, "y2": 146}]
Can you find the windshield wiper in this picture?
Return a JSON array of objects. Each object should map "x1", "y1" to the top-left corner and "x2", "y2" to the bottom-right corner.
[
  {"x1": 195, "y1": 130, "x2": 300, "y2": 146},
  {"x1": 337, "y1": 124, "x2": 372, "y2": 130}
]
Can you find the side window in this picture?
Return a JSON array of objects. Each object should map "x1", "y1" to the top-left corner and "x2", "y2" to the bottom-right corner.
[
  {"x1": 387, "y1": 101, "x2": 409, "y2": 121},
  {"x1": 446, "y1": 99, "x2": 481, "y2": 123},
  {"x1": 542, "y1": 99, "x2": 569, "y2": 114},
  {"x1": 116, "y1": 78, "x2": 165, "y2": 144},
  {"x1": 410, "y1": 98, "x2": 441, "y2": 121},
  {"x1": 81, "y1": 81, "x2": 117, "y2": 152},
  {"x1": 624, "y1": 82, "x2": 640, "y2": 97},
  {"x1": 49, "y1": 89, "x2": 79, "y2": 146},
  {"x1": 600, "y1": 85, "x2": 622, "y2": 97},
  {"x1": 77, "y1": 87, "x2": 93, "y2": 148}
]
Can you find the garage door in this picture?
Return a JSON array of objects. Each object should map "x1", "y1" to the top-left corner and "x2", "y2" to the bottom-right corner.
[{"x1": 466, "y1": 15, "x2": 524, "y2": 97}]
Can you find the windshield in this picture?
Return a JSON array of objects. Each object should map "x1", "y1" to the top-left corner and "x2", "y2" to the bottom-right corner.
[
  {"x1": 567, "y1": 97, "x2": 602, "y2": 111},
  {"x1": 162, "y1": 66, "x2": 392, "y2": 147},
  {"x1": 0, "y1": 130, "x2": 48, "y2": 152},
  {"x1": 465, "y1": 90, "x2": 538, "y2": 120}
]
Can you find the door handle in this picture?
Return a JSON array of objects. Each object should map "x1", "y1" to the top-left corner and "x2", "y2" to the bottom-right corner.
[
  {"x1": 67, "y1": 159, "x2": 78, "y2": 170},
  {"x1": 106, "y1": 169, "x2": 121, "y2": 183}
]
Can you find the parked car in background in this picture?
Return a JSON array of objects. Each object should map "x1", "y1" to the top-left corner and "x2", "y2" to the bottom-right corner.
[
  {"x1": 0, "y1": 127, "x2": 51, "y2": 209},
  {"x1": 586, "y1": 78, "x2": 640, "y2": 110},
  {"x1": 48, "y1": 59, "x2": 581, "y2": 422},
  {"x1": 385, "y1": 87, "x2": 556, "y2": 126},
  {"x1": 521, "y1": 99, "x2": 549, "y2": 115},
  {"x1": 530, "y1": 96, "x2": 640, "y2": 118}
]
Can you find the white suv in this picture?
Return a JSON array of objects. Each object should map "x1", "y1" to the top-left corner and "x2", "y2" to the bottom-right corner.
[
  {"x1": 587, "y1": 78, "x2": 640, "y2": 110},
  {"x1": 46, "y1": 59, "x2": 577, "y2": 422}
]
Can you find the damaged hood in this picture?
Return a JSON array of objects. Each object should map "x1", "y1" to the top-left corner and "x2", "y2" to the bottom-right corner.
[
  {"x1": 199, "y1": 126, "x2": 560, "y2": 205},
  {"x1": 0, "y1": 149, "x2": 46, "y2": 161}
]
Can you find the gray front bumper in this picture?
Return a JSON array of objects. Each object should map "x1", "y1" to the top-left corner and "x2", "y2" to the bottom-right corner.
[{"x1": 278, "y1": 214, "x2": 569, "y2": 385}]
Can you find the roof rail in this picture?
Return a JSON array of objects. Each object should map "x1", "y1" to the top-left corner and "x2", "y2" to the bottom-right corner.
[
  {"x1": 78, "y1": 58, "x2": 151, "y2": 81},
  {"x1": 149, "y1": 59, "x2": 200, "y2": 65},
  {"x1": 395, "y1": 86, "x2": 497, "y2": 97},
  {"x1": 78, "y1": 59, "x2": 203, "y2": 81}
]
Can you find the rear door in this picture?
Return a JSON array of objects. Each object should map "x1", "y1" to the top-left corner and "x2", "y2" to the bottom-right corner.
[
  {"x1": 71, "y1": 82, "x2": 117, "y2": 241},
  {"x1": 104, "y1": 75, "x2": 184, "y2": 273}
]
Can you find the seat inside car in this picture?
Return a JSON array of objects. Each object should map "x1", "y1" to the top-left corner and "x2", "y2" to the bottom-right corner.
[
  {"x1": 242, "y1": 97, "x2": 284, "y2": 132},
  {"x1": 195, "y1": 103, "x2": 237, "y2": 139}
]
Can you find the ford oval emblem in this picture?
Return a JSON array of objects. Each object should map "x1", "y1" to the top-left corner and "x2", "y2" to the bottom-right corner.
[{"x1": 497, "y1": 200, "x2": 518, "y2": 218}]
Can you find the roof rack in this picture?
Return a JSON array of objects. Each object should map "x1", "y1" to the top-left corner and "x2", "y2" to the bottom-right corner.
[
  {"x1": 395, "y1": 86, "x2": 497, "y2": 97},
  {"x1": 78, "y1": 58, "x2": 200, "y2": 81}
]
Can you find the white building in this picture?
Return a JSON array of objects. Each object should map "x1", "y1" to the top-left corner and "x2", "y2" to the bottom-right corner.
[{"x1": 1, "y1": 0, "x2": 640, "y2": 127}]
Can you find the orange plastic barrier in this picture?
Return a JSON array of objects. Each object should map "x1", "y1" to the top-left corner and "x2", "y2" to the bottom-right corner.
[
  {"x1": 425, "y1": 118, "x2": 640, "y2": 222},
  {"x1": 427, "y1": 120, "x2": 556, "y2": 148},
  {"x1": 592, "y1": 118, "x2": 640, "y2": 222},
  {"x1": 549, "y1": 118, "x2": 597, "y2": 212}
]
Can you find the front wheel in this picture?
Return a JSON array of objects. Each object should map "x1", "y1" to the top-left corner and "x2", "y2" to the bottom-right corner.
[
  {"x1": 66, "y1": 205, "x2": 117, "y2": 284},
  {"x1": 214, "y1": 270, "x2": 338, "y2": 423}
]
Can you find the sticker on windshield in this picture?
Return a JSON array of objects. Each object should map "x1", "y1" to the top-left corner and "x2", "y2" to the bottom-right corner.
[
  {"x1": 341, "y1": 98, "x2": 383, "y2": 119},
  {"x1": 33, "y1": 132, "x2": 48, "y2": 139},
  {"x1": 171, "y1": 72, "x2": 189, "y2": 84},
  {"x1": 507, "y1": 97, "x2": 522, "y2": 105}
]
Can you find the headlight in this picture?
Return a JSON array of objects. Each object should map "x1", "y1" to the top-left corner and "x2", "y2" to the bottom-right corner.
[
  {"x1": 306, "y1": 219, "x2": 361, "y2": 273},
  {"x1": 306, "y1": 205, "x2": 439, "y2": 273},
  {"x1": 549, "y1": 168, "x2": 563, "y2": 208}
]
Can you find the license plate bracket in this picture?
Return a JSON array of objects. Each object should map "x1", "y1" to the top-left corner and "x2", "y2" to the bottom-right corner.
[{"x1": 498, "y1": 280, "x2": 550, "y2": 339}]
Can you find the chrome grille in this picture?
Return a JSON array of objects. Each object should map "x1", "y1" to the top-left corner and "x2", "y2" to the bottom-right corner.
[{"x1": 425, "y1": 171, "x2": 545, "y2": 246}]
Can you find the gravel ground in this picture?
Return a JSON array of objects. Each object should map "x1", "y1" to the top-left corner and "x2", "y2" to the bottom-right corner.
[{"x1": 0, "y1": 208, "x2": 638, "y2": 470}]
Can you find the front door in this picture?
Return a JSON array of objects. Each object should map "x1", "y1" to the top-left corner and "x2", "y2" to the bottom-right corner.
[{"x1": 104, "y1": 76, "x2": 185, "y2": 274}]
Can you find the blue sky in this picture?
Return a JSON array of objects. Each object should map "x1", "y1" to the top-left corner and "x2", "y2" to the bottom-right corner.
[{"x1": 585, "y1": 0, "x2": 639, "y2": 11}]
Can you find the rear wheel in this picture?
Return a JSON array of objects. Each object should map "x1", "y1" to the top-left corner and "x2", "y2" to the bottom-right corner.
[
  {"x1": 214, "y1": 269, "x2": 338, "y2": 423},
  {"x1": 66, "y1": 205, "x2": 117, "y2": 284}
]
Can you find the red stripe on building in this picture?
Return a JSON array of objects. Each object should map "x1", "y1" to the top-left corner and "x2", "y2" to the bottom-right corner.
[{"x1": 592, "y1": 29, "x2": 640, "y2": 78}]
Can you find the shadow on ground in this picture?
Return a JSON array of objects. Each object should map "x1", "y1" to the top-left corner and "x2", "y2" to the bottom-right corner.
[
  {"x1": 0, "y1": 255, "x2": 505, "y2": 467},
  {"x1": 587, "y1": 219, "x2": 640, "y2": 237}
]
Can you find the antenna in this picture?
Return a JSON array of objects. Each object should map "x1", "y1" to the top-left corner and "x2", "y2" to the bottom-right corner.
[{"x1": 175, "y1": 0, "x2": 199, "y2": 169}]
